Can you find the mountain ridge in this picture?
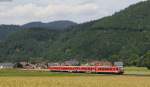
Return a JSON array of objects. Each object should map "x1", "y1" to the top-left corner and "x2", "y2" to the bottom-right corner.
[
  {"x1": 91, "y1": 0, "x2": 149, "y2": 30},
  {"x1": 0, "y1": 20, "x2": 77, "y2": 40},
  {"x1": 22, "y1": 20, "x2": 77, "y2": 30}
]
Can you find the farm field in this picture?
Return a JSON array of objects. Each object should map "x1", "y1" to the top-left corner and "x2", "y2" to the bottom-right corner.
[{"x1": 0, "y1": 67, "x2": 150, "y2": 87}]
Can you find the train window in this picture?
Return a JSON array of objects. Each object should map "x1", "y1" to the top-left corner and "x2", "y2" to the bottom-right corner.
[
  {"x1": 83, "y1": 67, "x2": 87, "y2": 70},
  {"x1": 98, "y1": 68, "x2": 101, "y2": 70},
  {"x1": 88, "y1": 67, "x2": 91, "y2": 70}
]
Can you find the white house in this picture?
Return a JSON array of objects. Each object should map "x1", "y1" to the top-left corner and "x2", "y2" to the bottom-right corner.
[{"x1": 0, "y1": 63, "x2": 14, "y2": 69}]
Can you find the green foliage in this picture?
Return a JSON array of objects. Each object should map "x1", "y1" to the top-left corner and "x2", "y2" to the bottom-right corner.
[
  {"x1": 143, "y1": 51, "x2": 150, "y2": 69},
  {"x1": 92, "y1": 1, "x2": 149, "y2": 30},
  {"x1": 0, "y1": 28, "x2": 60, "y2": 62},
  {"x1": 0, "y1": 25, "x2": 20, "y2": 40}
]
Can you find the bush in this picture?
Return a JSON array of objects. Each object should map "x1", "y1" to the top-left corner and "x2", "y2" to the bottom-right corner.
[{"x1": 143, "y1": 51, "x2": 150, "y2": 70}]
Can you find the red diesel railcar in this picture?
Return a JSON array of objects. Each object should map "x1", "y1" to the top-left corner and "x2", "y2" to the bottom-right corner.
[{"x1": 48, "y1": 66, "x2": 124, "y2": 74}]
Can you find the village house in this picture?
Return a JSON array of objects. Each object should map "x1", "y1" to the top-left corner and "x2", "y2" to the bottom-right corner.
[
  {"x1": 89, "y1": 61, "x2": 113, "y2": 66},
  {"x1": 48, "y1": 60, "x2": 79, "y2": 66},
  {"x1": 16, "y1": 62, "x2": 48, "y2": 69},
  {"x1": 48, "y1": 62, "x2": 60, "y2": 66},
  {"x1": 61, "y1": 59, "x2": 79, "y2": 66},
  {"x1": 35, "y1": 63, "x2": 48, "y2": 69},
  {"x1": 0, "y1": 63, "x2": 14, "y2": 69}
]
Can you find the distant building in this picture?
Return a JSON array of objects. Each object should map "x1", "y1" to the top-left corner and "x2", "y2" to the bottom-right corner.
[
  {"x1": 35, "y1": 63, "x2": 48, "y2": 69},
  {"x1": 0, "y1": 63, "x2": 14, "y2": 69},
  {"x1": 114, "y1": 62, "x2": 123, "y2": 67},
  {"x1": 90, "y1": 61, "x2": 113, "y2": 66},
  {"x1": 48, "y1": 63, "x2": 60, "y2": 66},
  {"x1": 62, "y1": 59, "x2": 79, "y2": 66},
  {"x1": 48, "y1": 59, "x2": 79, "y2": 66},
  {"x1": 16, "y1": 62, "x2": 48, "y2": 69},
  {"x1": 15, "y1": 62, "x2": 35, "y2": 69}
]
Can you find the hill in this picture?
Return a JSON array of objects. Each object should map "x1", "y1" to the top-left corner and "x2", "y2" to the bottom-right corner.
[
  {"x1": 0, "y1": 20, "x2": 77, "y2": 41},
  {"x1": 0, "y1": 25, "x2": 21, "y2": 41},
  {"x1": 92, "y1": 1, "x2": 148, "y2": 30},
  {"x1": 22, "y1": 20, "x2": 77, "y2": 30},
  {"x1": 0, "y1": 1, "x2": 150, "y2": 67}
]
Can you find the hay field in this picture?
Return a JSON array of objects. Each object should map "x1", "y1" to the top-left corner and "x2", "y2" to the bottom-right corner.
[{"x1": 0, "y1": 76, "x2": 150, "y2": 87}]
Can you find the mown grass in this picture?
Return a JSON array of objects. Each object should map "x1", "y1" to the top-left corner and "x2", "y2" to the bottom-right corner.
[{"x1": 124, "y1": 67, "x2": 150, "y2": 75}]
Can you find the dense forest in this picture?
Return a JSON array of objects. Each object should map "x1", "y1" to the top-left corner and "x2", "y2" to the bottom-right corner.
[
  {"x1": 0, "y1": 1, "x2": 150, "y2": 68},
  {"x1": 0, "y1": 21, "x2": 77, "y2": 41}
]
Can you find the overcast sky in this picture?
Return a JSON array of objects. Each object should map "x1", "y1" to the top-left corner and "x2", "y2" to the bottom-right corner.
[{"x1": 0, "y1": 0, "x2": 146, "y2": 25}]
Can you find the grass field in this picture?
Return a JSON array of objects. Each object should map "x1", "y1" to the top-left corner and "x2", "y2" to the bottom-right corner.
[
  {"x1": 0, "y1": 69, "x2": 98, "y2": 77},
  {"x1": 0, "y1": 67, "x2": 150, "y2": 87},
  {"x1": 124, "y1": 67, "x2": 150, "y2": 75}
]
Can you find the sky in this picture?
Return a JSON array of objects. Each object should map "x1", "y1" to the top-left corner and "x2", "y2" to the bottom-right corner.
[{"x1": 0, "y1": 0, "x2": 146, "y2": 25}]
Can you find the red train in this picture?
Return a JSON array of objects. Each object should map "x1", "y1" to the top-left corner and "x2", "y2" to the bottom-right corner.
[{"x1": 48, "y1": 66, "x2": 124, "y2": 74}]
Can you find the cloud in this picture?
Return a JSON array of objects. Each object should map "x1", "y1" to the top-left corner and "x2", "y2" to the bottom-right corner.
[{"x1": 0, "y1": 0, "x2": 146, "y2": 24}]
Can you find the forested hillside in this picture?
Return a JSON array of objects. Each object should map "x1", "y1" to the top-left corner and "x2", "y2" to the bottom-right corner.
[
  {"x1": 92, "y1": 1, "x2": 150, "y2": 30},
  {"x1": 22, "y1": 21, "x2": 77, "y2": 30},
  {"x1": 0, "y1": 21, "x2": 77, "y2": 41},
  {"x1": 0, "y1": 25, "x2": 21, "y2": 40},
  {"x1": 0, "y1": 0, "x2": 149, "y2": 68}
]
